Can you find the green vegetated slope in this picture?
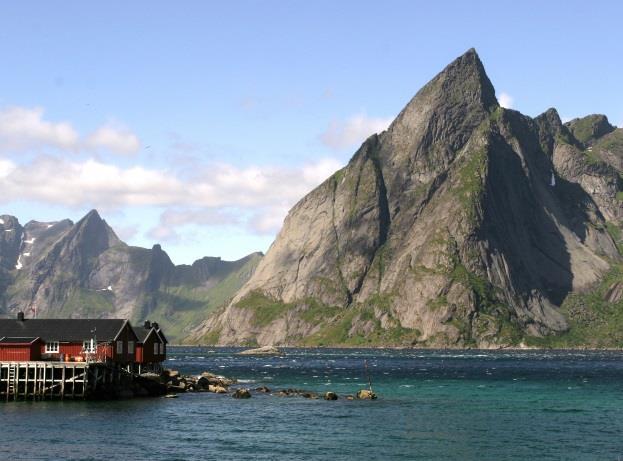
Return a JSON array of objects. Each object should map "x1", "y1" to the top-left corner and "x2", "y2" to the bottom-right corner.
[
  {"x1": 526, "y1": 264, "x2": 623, "y2": 348},
  {"x1": 140, "y1": 253, "x2": 262, "y2": 342}
]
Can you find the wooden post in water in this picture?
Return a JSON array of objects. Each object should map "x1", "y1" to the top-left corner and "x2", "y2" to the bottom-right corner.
[
  {"x1": 364, "y1": 359, "x2": 373, "y2": 394},
  {"x1": 61, "y1": 366, "x2": 66, "y2": 400}
]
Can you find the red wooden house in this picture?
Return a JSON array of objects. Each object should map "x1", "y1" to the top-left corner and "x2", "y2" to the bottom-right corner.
[
  {"x1": 0, "y1": 337, "x2": 42, "y2": 361},
  {"x1": 0, "y1": 313, "x2": 139, "y2": 364}
]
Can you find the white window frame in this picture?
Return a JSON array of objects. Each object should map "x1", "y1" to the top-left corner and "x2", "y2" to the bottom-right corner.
[
  {"x1": 116, "y1": 340, "x2": 123, "y2": 354},
  {"x1": 45, "y1": 341, "x2": 59, "y2": 353},
  {"x1": 128, "y1": 341, "x2": 134, "y2": 355},
  {"x1": 83, "y1": 340, "x2": 96, "y2": 353}
]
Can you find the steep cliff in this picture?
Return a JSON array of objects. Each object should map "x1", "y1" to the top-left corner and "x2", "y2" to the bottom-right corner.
[
  {"x1": 0, "y1": 210, "x2": 262, "y2": 342},
  {"x1": 193, "y1": 49, "x2": 622, "y2": 347}
]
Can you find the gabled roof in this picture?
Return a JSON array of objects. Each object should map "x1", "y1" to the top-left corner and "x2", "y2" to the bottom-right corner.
[
  {"x1": 0, "y1": 319, "x2": 134, "y2": 342},
  {"x1": 156, "y1": 328, "x2": 168, "y2": 344},
  {"x1": 0, "y1": 336, "x2": 40, "y2": 345},
  {"x1": 134, "y1": 327, "x2": 163, "y2": 344}
]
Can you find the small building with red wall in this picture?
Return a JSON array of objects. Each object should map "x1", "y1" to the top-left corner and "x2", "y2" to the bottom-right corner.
[
  {"x1": 0, "y1": 314, "x2": 139, "y2": 364},
  {"x1": 0, "y1": 337, "x2": 42, "y2": 361}
]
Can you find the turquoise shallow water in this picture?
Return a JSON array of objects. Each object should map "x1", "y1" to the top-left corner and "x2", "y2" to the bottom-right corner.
[{"x1": 3, "y1": 347, "x2": 623, "y2": 460}]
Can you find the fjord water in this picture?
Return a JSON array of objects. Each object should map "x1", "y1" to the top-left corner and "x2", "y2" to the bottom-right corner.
[{"x1": 3, "y1": 348, "x2": 623, "y2": 460}]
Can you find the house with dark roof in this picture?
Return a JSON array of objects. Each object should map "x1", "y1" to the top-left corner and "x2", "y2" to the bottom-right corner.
[
  {"x1": 0, "y1": 336, "x2": 42, "y2": 361},
  {"x1": 0, "y1": 312, "x2": 143, "y2": 364},
  {"x1": 134, "y1": 321, "x2": 166, "y2": 372}
]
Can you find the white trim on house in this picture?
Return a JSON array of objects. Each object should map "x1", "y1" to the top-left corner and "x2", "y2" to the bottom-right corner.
[
  {"x1": 83, "y1": 340, "x2": 96, "y2": 353},
  {"x1": 45, "y1": 341, "x2": 59, "y2": 353}
]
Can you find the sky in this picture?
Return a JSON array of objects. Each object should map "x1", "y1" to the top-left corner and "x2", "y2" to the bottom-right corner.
[{"x1": 0, "y1": 1, "x2": 621, "y2": 264}]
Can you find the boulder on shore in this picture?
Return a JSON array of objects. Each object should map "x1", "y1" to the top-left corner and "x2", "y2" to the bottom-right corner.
[
  {"x1": 201, "y1": 371, "x2": 236, "y2": 386},
  {"x1": 232, "y1": 388, "x2": 252, "y2": 399},
  {"x1": 196, "y1": 376, "x2": 210, "y2": 389},
  {"x1": 238, "y1": 345, "x2": 282, "y2": 356},
  {"x1": 164, "y1": 369, "x2": 180, "y2": 378},
  {"x1": 208, "y1": 385, "x2": 228, "y2": 394},
  {"x1": 356, "y1": 389, "x2": 377, "y2": 400}
]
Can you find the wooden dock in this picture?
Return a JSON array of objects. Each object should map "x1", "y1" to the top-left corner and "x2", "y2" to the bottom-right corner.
[{"x1": 0, "y1": 361, "x2": 129, "y2": 401}]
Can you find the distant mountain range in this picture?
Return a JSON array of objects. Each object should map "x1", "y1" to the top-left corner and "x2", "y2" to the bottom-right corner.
[
  {"x1": 0, "y1": 209, "x2": 262, "y2": 342},
  {"x1": 192, "y1": 49, "x2": 623, "y2": 348}
]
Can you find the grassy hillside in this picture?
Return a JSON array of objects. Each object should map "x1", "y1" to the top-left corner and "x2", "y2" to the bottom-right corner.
[
  {"x1": 526, "y1": 263, "x2": 623, "y2": 349},
  {"x1": 141, "y1": 253, "x2": 262, "y2": 342}
]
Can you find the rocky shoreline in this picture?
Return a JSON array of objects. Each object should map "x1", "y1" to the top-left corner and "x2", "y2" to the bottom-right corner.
[{"x1": 149, "y1": 368, "x2": 376, "y2": 401}]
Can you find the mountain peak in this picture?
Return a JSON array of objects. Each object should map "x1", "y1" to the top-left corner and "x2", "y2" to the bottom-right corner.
[
  {"x1": 74, "y1": 209, "x2": 104, "y2": 230},
  {"x1": 535, "y1": 107, "x2": 565, "y2": 131},
  {"x1": 82, "y1": 209, "x2": 101, "y2": 221},
  {"x1": 387, "y1": 49, "x2": 498, "y2": 138},
  {"x1": 69, "y1": 209, "x2": 120, "y2": 252},
  {"x1": 566, "y1": 114, "x2": 615, "y2": 144},
  {"x1": 427, "y1": 47, "x2": 497, "y2": 109},
  {"x1": 377, "y1": 49, "x2": 498, "y2": 184}
]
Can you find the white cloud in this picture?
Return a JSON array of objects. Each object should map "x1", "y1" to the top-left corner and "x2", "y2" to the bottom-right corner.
[
  {"x1": 147, "y1": 208, "x2": 242, "y2": 242},
  {"x1": 0, "y1": 154, "x2": 343, "y2": 237},
  {"x1": 147, "y1": 223, "x2": 179, "y2": 242},
  {"x1": 498, "y1": 92, "x2": 514, "y2": 109},
  {"x1": 112, "y1": 224, "x2": 139, "y2": 241},
  {"x1": 248, "y1": 205, "x2": 291, "y2": 234},
  {"x1": 301, "y1": 157, "x2": 343, "y2": 184},
  {"x1": 0, "y1": 107, "x2": 79, "y2": 151},
  {"x1": 0, "y1": 106, "x2": 140, "y2": 155},
  {"x1": 85, "y1": 124, "x2": 140, "y2": 154},
  {"x1": 0, "y1": 159, "x2": 16, "y2": 178},
  {"x1": 321, "y1": 113, "x2": 392, "y2": 150}
]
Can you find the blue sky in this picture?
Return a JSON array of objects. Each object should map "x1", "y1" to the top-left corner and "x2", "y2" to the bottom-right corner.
[{"x1": 0, "y1": 1, "x2": 621, "y2": 264}]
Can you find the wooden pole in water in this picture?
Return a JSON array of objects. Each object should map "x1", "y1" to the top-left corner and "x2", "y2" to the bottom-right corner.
[{"x1": 364, "y1": 359, "x2": 373, "y2": 393}]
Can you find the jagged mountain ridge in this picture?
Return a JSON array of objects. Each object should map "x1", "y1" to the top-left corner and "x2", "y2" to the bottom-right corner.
[
  {"x1": 193, "y1": 49, "x2": 623, "y2": 347},
  {"x1": 0, "y1": 210, "x2": 262, "y2": 342}
]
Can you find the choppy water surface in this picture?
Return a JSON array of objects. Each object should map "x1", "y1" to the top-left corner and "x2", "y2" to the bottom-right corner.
[{"x1": 3, "y1": 348, "x2": 623, "y2": 460}]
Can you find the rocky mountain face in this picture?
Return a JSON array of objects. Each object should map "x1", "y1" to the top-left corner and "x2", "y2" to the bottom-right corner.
[
  {"x1": 193, "y1": 49, "x2": 623, "y2": 347},
  {"x1": 0, "y1": 210, "x2": 262, "y2": 342}
]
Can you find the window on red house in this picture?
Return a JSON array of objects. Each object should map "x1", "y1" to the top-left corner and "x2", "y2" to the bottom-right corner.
[{"x1": 45, "y1": 341, "x2": 59, "y2": 353}]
